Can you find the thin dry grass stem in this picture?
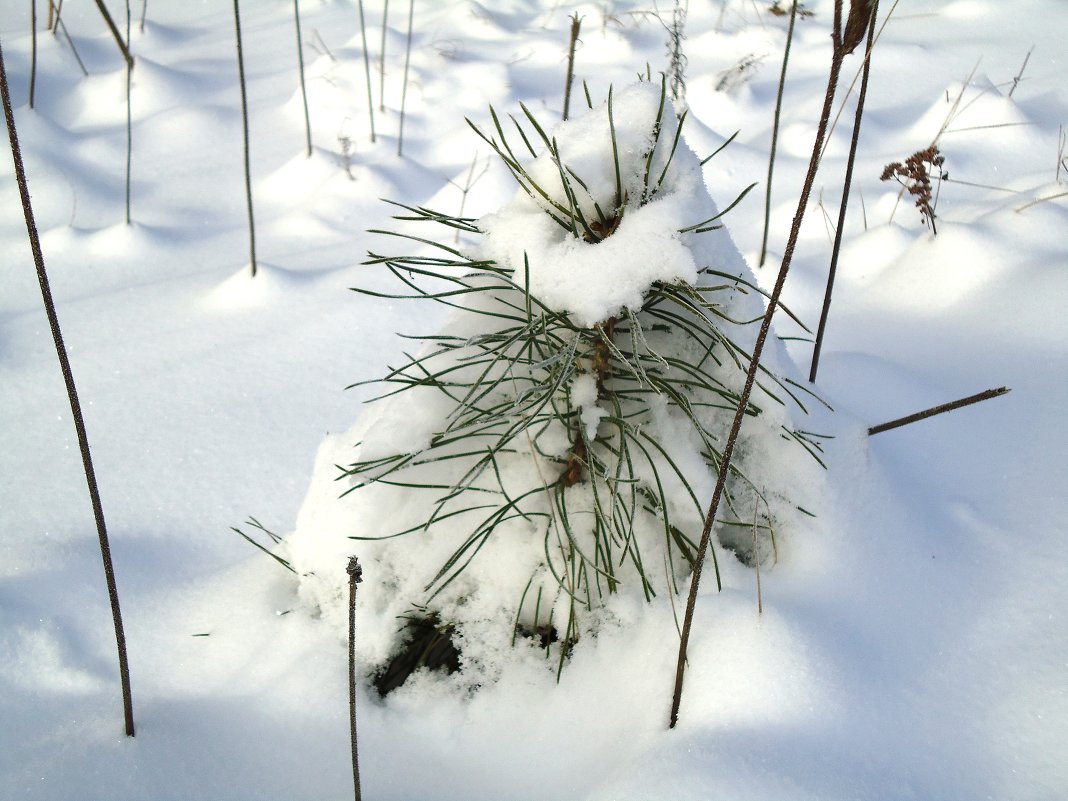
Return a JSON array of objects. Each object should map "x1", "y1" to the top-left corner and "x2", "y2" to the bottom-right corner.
[
  {"x1": 56, "y1": 16, "x2": 88, "y2": 77},
  {"x1": 868, "y1": 387, "x2": 1010, "y2": 436},
  {"x1": 30, "y1": 0, "x2": 38, "y2": 108},
  {"x1": 93, "y1": 0, "x2": 134, "y2": 70},
  {"x1": 759, "y1": 0, "x2": 799, "y2": 268},
  {"x1": 1057, "y1": 125, "x2": 1066, "y2": 183},
  {"x1": 449, "y1": 153, "x2": 489, "y2": 243},
  {"x1": 1, "y1": 34, "x2": 135, "y2": 738},
  {"x1": 124, "y1": 0, "x2": 132, "y2": 225},
  {"x1": 665, "y1": 0, "x2": 687, "y2": 106},
  {"x1": 670, "y1": 0, "x2": 850, "y2": 730},
  {"x1": 378, "y1": 0, "x2": 388, "y2": 112},
  {"x1": 1015, "y1": 191, "x2": 1068, "y2": 213},
  {"x1": 1008, "y1": 46, "x2": 1033, "y2": 99},
  {"x1": 396, "y1": 0, "x2": 413, "y2": 157},
  {"x1": 139, "y1": 0, "x2": 147, "y2": 33},
  {"x1": 357, "y1": 0, "x2": 376, "y2": 143},
  {"x1": 562, "y1": 13, "x2": 581, "y2": 121},
  {"x1": 232, "y1": 0, "x2": 257, "y2": 276},
  {"x1": 294, "y1": 0, "x2": 312, "y2": 157},
  {"x1": 809, "y1": 0, "x2": 877, "y2": 383},
  {"x1": 347, "y1": 557, "x2": 364, "y2": 801}
]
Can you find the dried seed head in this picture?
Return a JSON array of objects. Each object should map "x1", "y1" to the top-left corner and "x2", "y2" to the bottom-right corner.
[{"x1": 841, "y1": 0, "x2": 875, "y2": 55}]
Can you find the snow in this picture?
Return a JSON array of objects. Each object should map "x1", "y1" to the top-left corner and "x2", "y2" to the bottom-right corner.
[{"x1": 2, "y1": 1, "x2": 1067, "y2": 799}]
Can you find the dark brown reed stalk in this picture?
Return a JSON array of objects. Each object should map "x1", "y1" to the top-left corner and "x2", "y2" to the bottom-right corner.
[
  {"x1": 670, "y1": 0, "x2": 851, "y2": 730},
  {"x1": 124, "y1": 0, "x2": 132, "y2": 224},
  {"x1": 758, "y1": 0, "x2": 799, "y2": 268},
  {"x1": 232, "y1": 0, "x2": 257, "y2": 276},
  {"x1": 868, "y1": 387, "x2": 1009, "y2": 436},
  {"x1": 808, "y1": 0, "x2": 878, "y2": 384},
  {"x1": 562, "y1": 13, "x2": 581, "y2": 121},
  {"x1": 378, "y1": 0, "x2": 388, "y2": 113},
  {"x1": 30, "y1": 0, "x2": 38, "y2": 108},
  {"x1": 357, "y1": 0, "x2": 376, "y2": 143},
  {"x1": 347, "y1": 557, "x2": 364, "y2": 801},
  {"x1": 293, "y1": 0, "x2": 312, "y2": 157},
  {"x1": 396, "y1": 0, "x2": 413, "y2": 157},
  {"x1": 1, "y1": 34, "x2": 135, "y2": 738},
  {"x1": 92, "y1": 0, "x2": 134, "y2": 70},
  {"x1": 52, "y1": 0, "x2": 64, "y2": 32}
]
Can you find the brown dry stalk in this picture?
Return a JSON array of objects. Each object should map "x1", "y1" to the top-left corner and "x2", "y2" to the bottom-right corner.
[
  {"x1": 670, "y1": 0, "x2": 850, "y2": 730},
  {"x1": 809, "y1": 0, "x2": 879, "y2": 383},
  {"x1": 1, "y1": 33, "x2": 135, "y2": 737}
]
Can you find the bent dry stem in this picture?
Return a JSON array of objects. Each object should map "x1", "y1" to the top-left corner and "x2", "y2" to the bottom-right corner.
[
  {"x1": 670, "y1": 0, "x2": 856, "y2": 730},
  {"x1": 0, "y1": 34, "x2": 135, "y2": 737}
]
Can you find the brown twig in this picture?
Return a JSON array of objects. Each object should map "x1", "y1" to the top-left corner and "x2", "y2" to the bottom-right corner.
[
  {"x1": 670, "y1": 0, "x2": 850, "y2": 730},
  {"x1": 868, "y1": 387, "x2": 1010, "y2": 436},
  {"x1": 809, "y1": 0, "x2": 878, "y2": 383},
  {"x1": 1, "y1": 33, "x2": 135, "y2": 737},
  {"x1": 92, "y1": 0, "x2": 134, "y2": 70}
]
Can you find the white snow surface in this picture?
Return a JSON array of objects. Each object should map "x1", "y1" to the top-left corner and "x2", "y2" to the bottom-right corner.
[{"x1": 1, "y1": 1, "x2": 1067, "y2": 800}]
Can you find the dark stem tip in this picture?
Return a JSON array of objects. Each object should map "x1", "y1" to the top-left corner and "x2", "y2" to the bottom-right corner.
[{"x1": 347, "y1": 556, "x2": 364, "y2": 584}]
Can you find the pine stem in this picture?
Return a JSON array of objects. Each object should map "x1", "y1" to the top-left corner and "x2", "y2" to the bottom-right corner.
[
  {"x1": 293, "y1": 0, "x2": 312, "y2": 157},
  {"x1": 758, "y1": 0, "x2": 798, "y2": 268},
  {"x1": 232, "y1": 0, "x2": 257, "y2": 277},
  {"x1": 562, "y1": 13, "x2": 581, "y2": 121},
  {"x1": 396, "y1": 0, "x2": 413, "y2": 157},
  {"x1": 670, "y1": 0, "x2": 848, "y2": 730},
  {"x1": 868, "y1": 387, "x2": 1009, "y2": 436},
  {"x1": 1, "y1": 34, "x2": 135, "y2": 738},
  {"x1": 809, "y1": 0, "x2": 878, "y2": 383},
  {"x1": 357, "y1": 0, "x2": 376, "y2": 143},
  {"x1": 347, "y1": 557, "x2": 364, "y2": 801},
  {"x1": 92, "y1": 0, "x2": 134, "y2": 70}
]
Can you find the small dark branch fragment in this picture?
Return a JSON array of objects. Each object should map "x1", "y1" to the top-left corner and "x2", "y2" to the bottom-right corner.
[{"x1": 868, "y1": 387, "x2": 1010, "y2": 436}]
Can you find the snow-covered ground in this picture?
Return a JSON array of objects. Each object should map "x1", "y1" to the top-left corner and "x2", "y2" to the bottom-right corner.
[{"x1": 2, "y1": 1, "x2": 1066, "y2": 799}]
